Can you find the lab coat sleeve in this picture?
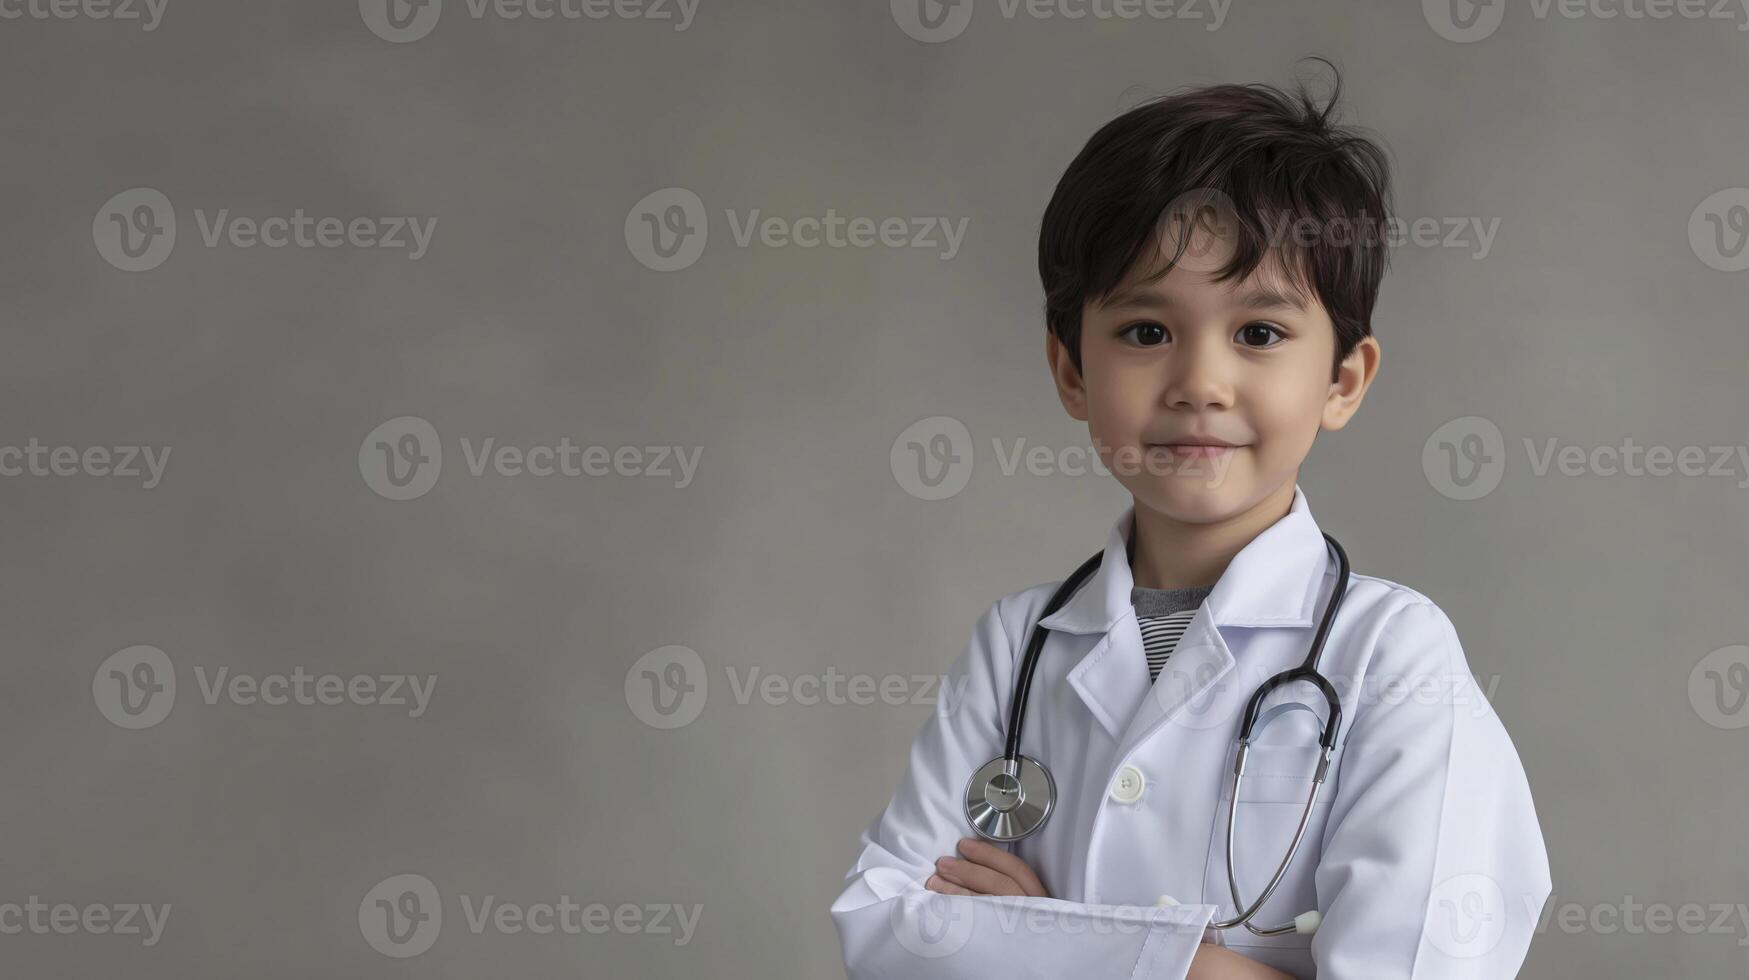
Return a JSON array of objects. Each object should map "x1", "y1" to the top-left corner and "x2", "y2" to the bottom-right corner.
[
  {"x1": 1309, "y1": 599, "x2": 1553, "y2": 978},
  {"x1": 828, "y1": 597, "x2": 1216, "y2": 979}
]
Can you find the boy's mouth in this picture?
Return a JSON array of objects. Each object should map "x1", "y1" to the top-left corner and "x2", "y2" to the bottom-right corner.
[
  {"x1": 1146, "y1": 435, "x2": 1247, "y2": 459},
  {"x1": 1155, "y1": 444, "x2": 1239, "y2": 459}
]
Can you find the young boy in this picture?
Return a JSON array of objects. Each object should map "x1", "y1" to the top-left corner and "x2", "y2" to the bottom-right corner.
[{"x1": 830, "y1": 69, "x2": 1551, "y2": 979}]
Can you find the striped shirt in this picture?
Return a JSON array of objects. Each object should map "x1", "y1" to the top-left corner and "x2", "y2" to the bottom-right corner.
[{"x1": 1132, "y1": 585, "x2": 1213, "y2": 682}]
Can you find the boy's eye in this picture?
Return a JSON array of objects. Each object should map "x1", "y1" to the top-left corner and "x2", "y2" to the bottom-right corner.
[
  {"x1": 1237, "y1": 322, "x2": 1287, "y2": 348},
  {"x1": 1121, "y1": 322, "x2": 1168, "y2": 347}
]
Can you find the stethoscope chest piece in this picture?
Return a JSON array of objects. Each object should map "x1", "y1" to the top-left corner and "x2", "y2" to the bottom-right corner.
[{"x1": 964, "y1": 754, "x2": 1056, "y2": 843}]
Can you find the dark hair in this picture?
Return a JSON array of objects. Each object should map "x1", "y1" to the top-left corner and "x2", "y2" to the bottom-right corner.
[{"x1": 1038, "y1": 61, "x2": 1393, "y2": 379}]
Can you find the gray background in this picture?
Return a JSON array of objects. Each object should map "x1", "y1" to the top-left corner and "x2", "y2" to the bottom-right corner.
[{"x1": 4, "y1": 0, "x2": 1748, "y2": 976}]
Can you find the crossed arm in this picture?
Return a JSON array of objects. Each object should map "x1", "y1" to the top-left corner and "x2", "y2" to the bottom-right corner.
[{"x1": 927, "y1": 837, "x2": 1295, "y2": 980}]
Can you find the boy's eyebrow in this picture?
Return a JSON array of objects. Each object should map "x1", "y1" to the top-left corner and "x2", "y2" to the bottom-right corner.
[
  {"x1": 1101, "y1": 284, "x2": 1309, "y2": 314},
  {"x1": 1236, "y1": 287, "x2": 1309, "y2": 313}
]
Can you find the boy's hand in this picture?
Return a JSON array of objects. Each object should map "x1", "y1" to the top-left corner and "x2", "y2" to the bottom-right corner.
[{"x1": 924, "y1": 838, "x2": 1050, "y2": 898}]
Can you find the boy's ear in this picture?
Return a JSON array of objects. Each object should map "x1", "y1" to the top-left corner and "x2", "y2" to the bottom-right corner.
[
  {"x1": 1321, "y1": 335, "x2": 1381, "y2": 431},
  {"x1": 1046, "y1": 330, "x2": 1090, "y2": 422}
]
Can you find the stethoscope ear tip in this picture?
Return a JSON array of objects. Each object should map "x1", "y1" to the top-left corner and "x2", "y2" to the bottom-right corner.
[{"x1": 1294, "y1": 909, "x2": 1323, "y2": 935}]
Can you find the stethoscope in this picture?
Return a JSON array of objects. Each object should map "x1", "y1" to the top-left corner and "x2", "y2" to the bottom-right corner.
[{"x1": 963, "y1": 526, "x2": 1350, "y2": 938}]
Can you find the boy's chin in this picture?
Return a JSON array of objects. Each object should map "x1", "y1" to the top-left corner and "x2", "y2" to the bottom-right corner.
[{"x1": 1128, "y1": 479, "x2": 1252, "y2": 525}]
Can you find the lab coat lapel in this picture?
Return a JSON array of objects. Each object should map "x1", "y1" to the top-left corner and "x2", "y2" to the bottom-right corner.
[
  {"x1": 1041, "y1": 510, "x2": 1232, "y2": 744},
  {"x1": 1040, "y1": 486, "x2": 1332, "y2": 749},
  {"x1": 1045, "y1": 517, "x2": 1149, "y2": 740},
  {"x1": 1061, "y1": 616, "x2": 1151, "y2": 741}
]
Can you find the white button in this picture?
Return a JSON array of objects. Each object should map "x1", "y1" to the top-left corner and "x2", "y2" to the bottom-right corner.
[{"x1": 1110, "y1": 765, "x2": 1145, "y2": 803}]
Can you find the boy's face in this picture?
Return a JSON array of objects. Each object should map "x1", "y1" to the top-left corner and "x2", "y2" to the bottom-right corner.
[{"x1": 1047, "y1": 218, "x2": 1378, "y2": 526}]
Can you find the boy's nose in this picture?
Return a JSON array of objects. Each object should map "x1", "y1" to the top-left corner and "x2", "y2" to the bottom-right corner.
[{"x1": 1163, "y1": 352, "x2": 1235, "y2": 411}]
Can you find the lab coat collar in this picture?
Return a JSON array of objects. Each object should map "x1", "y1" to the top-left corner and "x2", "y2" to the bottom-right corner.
[{"x1": 1037, "y1": 484, "x2": 1331, "y2": 636}]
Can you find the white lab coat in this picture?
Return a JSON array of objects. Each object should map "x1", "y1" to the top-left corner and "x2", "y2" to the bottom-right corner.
[{"x1": 830, "y1": 486, "x2": 1552, "y2": 978}]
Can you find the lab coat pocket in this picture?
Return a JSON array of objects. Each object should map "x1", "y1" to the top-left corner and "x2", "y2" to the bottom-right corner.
[{"x1": 1202, "y1": 742, "x2": 1336, "y2": 951}]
